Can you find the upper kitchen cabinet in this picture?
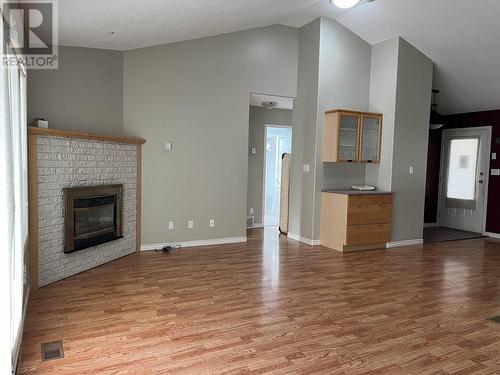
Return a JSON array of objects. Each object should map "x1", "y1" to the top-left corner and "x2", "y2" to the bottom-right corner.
[
  {"x1": 323, "y1": 109, "x2": 382, "y2": 163},
  {"x1": 359, "y1": 114, "x2": 382, "y2": 163}
]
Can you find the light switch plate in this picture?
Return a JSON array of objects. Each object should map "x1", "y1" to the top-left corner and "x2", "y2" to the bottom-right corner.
[
  {"x1": 168, "y1": 221, "x2": 174, "y2": 230},
  {"x1": 164, "y1": 141, "x2": 172, "y2": 151},
  {"x1": 209, "y1": 219, "x2": 215, "y2": 227},
  {"x1": 491, "y1": 169, "x2": 500, "y2": 176},
  {"x1": 409, "y1": 166, "x2": 414, "y2": 175},
  {"x1": 492, "y1": 153, "x2": 497, "y2": 160},
  {"x1": 251, "y1": 147, "x2": 256, "y2": 155},
  {"x1": 249, "y1": 207, "x2": 254, "y2": 215},
  {"x1": 303, "y1": 164, "x2": 310, "y2": 173},
  {"x1": 188, "y1": 220, "x2": 194, "y2": 229}
]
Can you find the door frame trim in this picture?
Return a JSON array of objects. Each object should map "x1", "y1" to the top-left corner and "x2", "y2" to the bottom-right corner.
[
  {"x1": 437, "y1": 126, "x2": 492, "y2": 234},
  {"x1": 262, "y1": 124, "x2": 292, "y2": 227}
]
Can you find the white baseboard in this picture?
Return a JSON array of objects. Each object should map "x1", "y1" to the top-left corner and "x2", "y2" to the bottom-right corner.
[
  {"x1": 13, "y1": 285, "x2": 30, "y2": 373},
  {"x1": 287, "y1": 232, "x2": 321, "y2": 246},
  {"x1": 484, "y1": 231, "x2": 500, "y2": 239},
  {"x1": 386, "y1": 239, "x2": 424, "y2": 248},
  {"x1": 424, "y1": 222, "x2": 438, "y2": 228},
  {"x1": 141, "y1": 236, "x2": 247, "y2": 251}
]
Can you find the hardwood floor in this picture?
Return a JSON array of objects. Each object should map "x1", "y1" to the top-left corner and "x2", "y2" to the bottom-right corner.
[{"x1": 18, "y1": 228, "x2": 500, "y2": 374}]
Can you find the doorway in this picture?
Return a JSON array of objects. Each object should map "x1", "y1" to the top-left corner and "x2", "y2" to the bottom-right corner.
[
  {"x1": 263, "y1": 125, "x2": 292, "y2": 227},
  {"x1": 246, "y1": 93, "x2": 293, "y2": 230},
  {"x1": 426, "y1": 126, "x2": 491, "y2": 242}
]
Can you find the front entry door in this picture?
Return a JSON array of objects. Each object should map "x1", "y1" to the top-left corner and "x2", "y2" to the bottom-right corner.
[{"x1": 438, "y1": 127, "x2": 491, "y2": 233}]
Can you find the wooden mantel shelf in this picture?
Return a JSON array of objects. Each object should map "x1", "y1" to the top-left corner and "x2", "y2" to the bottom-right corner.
[{"x1": 28, "y1": 127, "x2": 146, "y2": 145}]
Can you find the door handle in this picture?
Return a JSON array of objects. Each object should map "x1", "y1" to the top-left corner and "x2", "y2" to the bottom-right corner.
[{"x1": 479, "y1": 180, "x2": 484, "y2": 184}]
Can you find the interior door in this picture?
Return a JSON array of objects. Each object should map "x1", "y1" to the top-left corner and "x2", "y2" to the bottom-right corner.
[
  {"x1": 263, "y1": 126, "x2": 292, "y2": 227},
  {"x1": 438, "y1": 128, "x2": 490, "y2": 233}
]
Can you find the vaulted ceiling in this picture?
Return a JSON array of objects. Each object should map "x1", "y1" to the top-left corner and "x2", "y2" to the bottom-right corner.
[{"x1": 58, "y1": 0, "x2": 500, "y2": 115}]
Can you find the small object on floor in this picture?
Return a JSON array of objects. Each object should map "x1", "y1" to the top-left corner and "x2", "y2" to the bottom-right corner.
[
  {"x1": 488, "y1": 316, "x2": 500, "y2": 324},
  {"x1": 157, "y1": 244, "x2": 181, "y2": 254},
  {"x1": 41, "y1": 340, "x2": 64, "y2": 362}
]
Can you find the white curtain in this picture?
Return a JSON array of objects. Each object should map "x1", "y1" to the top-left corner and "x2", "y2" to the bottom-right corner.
[{"x1": 1, "y1": 6, "x2": 28, "y2": 373}]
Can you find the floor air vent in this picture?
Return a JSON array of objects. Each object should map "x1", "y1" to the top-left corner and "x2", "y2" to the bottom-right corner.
[
  {"x1": 246, "y1": 216, "x2": 255, "y2": 229},
  {"x1": 488, "y1": 316, "x2": 500, "y2": 324},
  {"x1": 41, "y1": 340, "x2": 64, "y2": 361}
]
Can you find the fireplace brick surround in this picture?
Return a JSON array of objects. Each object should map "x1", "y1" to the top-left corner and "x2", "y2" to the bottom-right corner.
[{"x1": 28, "y1": 128, "x2": 145, "y2": 287}]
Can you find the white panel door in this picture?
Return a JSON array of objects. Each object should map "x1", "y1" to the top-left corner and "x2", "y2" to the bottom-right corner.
[{"x1": 438, "y1": 127, "x2": 491, "y2": 233}]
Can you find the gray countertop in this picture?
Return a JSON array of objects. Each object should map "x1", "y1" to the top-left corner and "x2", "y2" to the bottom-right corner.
[{"x1": 321, "y1": 189, "x2": 393, "y2": 195}]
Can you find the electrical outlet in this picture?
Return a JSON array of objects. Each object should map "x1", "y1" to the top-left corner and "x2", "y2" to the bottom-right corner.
[
  {"x1": 168, "y1": 221, "x2": 174, "y2": 230},
  {"x1": 188, "y1": 220, "x2": 194, "y2": 229},
  {"x1": 303, "y1": 164, "x2": 310, "y2": 173},
  {"x1": 249, "y1": 207, "x2": 254, "y2": 215},
  {"x1": 209, "y1": 219, "x2": 215, "y2": 227}
]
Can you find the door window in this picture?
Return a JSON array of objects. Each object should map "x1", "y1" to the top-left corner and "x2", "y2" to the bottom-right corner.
[{"x1": 446, "y1": 138, "x2": 479, "y2": 209}]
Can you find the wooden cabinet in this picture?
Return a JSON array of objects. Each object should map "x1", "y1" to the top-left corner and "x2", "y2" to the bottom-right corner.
[
  {"x1": 323, "y1": 110, "x2": 382, "y2": 163},
  {"x1": 320, "y1": 192, "x2": 393, "y2": 252}
]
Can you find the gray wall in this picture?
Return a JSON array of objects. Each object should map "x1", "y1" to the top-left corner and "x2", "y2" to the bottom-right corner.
[
  {"x1": 366, "y1": 37, "x2": 433, "y2": 242},
  {"x1": 313, "y1": 17, "x2": 371, "y2": 239},
  {"x1": 391, "y1": 38, "x2": 433, "y2": 241},
  {"x1": 28, "y1": 46, "x2": 123, "y2": 135},
  {"x1": 289, "y1": 17, "x2": 372, "y2": 241},
  {"x1": 247, "y1": 106, "x2": 293, "y2": 225},
  {"x1": 289, "y1": 19, "x2": 321, "y2": 240},
  {"x1": 366, "y1": 38, "x2": 399, "y2": 190},
  {"x1": 27, "y1": 23, "x2": 433, "y2": 246},
  {"x1": 123, "y1": 25, "x2": 299, "y2": 244}
]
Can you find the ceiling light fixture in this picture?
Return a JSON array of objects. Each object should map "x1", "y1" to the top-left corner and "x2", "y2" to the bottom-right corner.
[
  {"x1": 331, "y1": 0, "x2": 361, "y2": 9},
  {"x1": 262, "y1": 101, "x2": 278, "y2": 109}
]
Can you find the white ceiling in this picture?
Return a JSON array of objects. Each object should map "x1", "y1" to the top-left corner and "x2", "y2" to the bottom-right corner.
[
  {"x1": 335, "y1": 0, "x2": 500, "y2": 114},
  {"x1": 57, "y1": 0, "x2": 500, "y2": 114},
  {"x1": 250, "y1": 93, "x2": 294, "y2": 110},
  {"x1": 57, "y1": 0, "x2": 320, "y2": 50}
]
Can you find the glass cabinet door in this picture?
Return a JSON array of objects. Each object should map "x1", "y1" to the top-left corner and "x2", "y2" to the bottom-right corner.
[
  {"x1": 337, "y1": 114, "x2": 360, "y2": 162},
  {"x1": 360, "y1": 116, "x2": 381, "y2": 163}
]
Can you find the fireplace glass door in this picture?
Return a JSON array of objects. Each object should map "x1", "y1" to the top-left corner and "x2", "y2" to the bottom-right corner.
[
  {"x1": 74, "y1": 204, "x2": 115, "y2": 238},
  {"x1": 64, "y1": 185, "x2": 123, "y2": 253}
]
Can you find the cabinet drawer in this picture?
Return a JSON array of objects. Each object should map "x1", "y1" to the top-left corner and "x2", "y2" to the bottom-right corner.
[
  {"x1": 348, "y1": 194, "x2": 392, "y2": 206},
  {"x1": 347, "y1": 204, "x2": 392, "y2": 225},
  {"x1": 346, "y1": 223, "x2": 392, "y2": 245}
]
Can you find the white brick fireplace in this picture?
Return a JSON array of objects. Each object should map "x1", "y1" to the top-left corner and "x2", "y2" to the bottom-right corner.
[{"x1": 28, "y1": 128, "x2": 145, "y2": 287}]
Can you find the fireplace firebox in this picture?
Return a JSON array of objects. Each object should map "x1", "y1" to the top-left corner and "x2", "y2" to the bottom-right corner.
[{"x1": 64, "y1": 185, "x2": 123, "y2": 253}]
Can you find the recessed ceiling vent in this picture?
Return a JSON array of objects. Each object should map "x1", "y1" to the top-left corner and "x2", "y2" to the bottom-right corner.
[
  {"x1": 430, "y1": 89, "x2": 444, "y2": 130},
  {"x1": 262, "y1": 101, "x2": 278, "y2": 109}
]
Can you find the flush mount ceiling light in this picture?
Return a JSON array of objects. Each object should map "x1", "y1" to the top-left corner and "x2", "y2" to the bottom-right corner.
[
  {"x1": 262, "y1": 101, "x2": 278, "y2": 109},
  {"x1": 331, "y1": 0, "x2": 361, "y2": 9}
]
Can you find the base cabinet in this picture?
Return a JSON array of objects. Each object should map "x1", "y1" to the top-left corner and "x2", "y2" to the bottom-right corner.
[{"x1": 320, "y1": 192, "x2": 393, "y2": 252}]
